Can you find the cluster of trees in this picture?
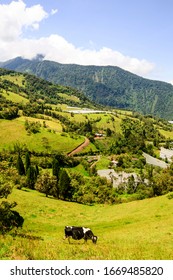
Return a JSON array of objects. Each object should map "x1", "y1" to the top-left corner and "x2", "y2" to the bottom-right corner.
[
  {"x1": 108, "y1": 117, "x2": 166, "y2": 156},
  {"x1": 0, "y1": 161, "x2": 24, "y2": 234},
  {"x1": 0, "y1": 105, "x2": 19, "y2": 120},
  {"x1": 16, "y1": 152, "x2": 39, "y2": 189},
  {"x1": 14, "y1": 149, "x2": 173, "y2": 205},
  {"x1": 115, "y1": 162, "x2": 173, "y2": 200},
  {"x1": 13, "y1": 150, "x2": 117, "y2": 204},
  {"x1": 24, "y1": 120, "x2": 41, "y2": 134}
]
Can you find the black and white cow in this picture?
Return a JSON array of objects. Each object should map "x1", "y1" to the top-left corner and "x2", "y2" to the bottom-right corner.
[{"x1": 64, "y1": 226, "x2": 97, "y2": 244}]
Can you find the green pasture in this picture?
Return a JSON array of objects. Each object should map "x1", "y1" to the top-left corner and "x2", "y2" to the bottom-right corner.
[
  {"x1": 60, "y1": 111, "x2": 122, "y2": 133},
  {"x1": 0, "y1": 118, "x2": 85, "y2": 153},
  {"x1": 18, "y1": 116, "x2": 62, "y2": 132},
  {"x1": 58, "y1": 93, "x2": 80, "y2": 103},
  {"x1": 159, "y1": 129, "x2": 173, "y2": 139},
  {"x1": 2, "y1": 90, "x2": 28, "y2": 104},
  {"x1": 0, "y1": 188, "x2": 173, "y2": 260},
  {"x1": 95, "y1": 156, "x2": 111, "y2": 170},
  {"x1": 1, "y1": 74, "x2": 25, "y2": 87}
]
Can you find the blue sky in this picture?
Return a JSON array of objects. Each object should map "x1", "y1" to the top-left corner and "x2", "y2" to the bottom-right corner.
[{"x1": 0, "y1": 0, "x2": 173, "y2": 83}]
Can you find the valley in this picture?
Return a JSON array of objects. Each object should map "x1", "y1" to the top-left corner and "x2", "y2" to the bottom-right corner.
[{"x1": 1, "y1": 67, "x2": 173, "y2": 260}]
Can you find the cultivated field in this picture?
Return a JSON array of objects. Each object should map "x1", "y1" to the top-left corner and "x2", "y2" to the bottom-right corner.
[{"x1": 0, "y1": 188, "x2": 173, "y2": 260}]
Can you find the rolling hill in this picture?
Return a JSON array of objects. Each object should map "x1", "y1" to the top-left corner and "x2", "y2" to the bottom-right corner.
[
  {"x1": 1, "y1": 56, "x2": 173, "y2": 120},
  {"x1": 0, "y1": 187, "x2": 173, "y2": 259}
]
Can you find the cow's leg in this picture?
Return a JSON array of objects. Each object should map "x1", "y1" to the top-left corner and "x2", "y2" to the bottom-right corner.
[
  {"x1": 68, "y1": 237, "x2": 70, "y2": 244},
  {"x1": 83, "y1": 236, "x2": 88, "y2": 244}
]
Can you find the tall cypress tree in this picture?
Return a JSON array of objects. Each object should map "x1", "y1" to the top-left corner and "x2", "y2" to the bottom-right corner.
[
  {"x1": 26, "y1": 166, "x2": 37, "y2": 189},
  {"x1": 59, "y1": 169, "x2": 72, "y2": 200},
  {"x1": 16, "y1": 154, "x2": 25, "y2": 175},
  {"x1": 25, "y1": 151, "x2": 31, "y2": 172},
  {"x1": 52, "y1": 158, "x2": 60, "y2": 179}
]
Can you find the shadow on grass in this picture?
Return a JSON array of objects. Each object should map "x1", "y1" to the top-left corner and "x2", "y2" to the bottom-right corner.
[{"x1": 10, "y1": 232, "x2": 44, "y2": 241}]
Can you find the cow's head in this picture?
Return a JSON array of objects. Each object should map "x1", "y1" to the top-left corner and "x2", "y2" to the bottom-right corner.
[{"x1": 92, "y1": 235, "x2": 97, "y2": 244}]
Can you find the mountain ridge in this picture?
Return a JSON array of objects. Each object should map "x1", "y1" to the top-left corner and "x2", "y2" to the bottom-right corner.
[{"x1": 1, "y1": 56, "x2": 173, "y2": 120}]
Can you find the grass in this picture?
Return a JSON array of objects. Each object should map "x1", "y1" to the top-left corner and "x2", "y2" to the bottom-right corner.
[
  {"x1": 0, "y1": 188, "x2": 173, "y2": 260},
  {"x1": 159, "y1": 129, "x2": 173, "y2": 139},
  {"x1": 1, "y1": 74, "x2": 25, "y2": 87},
  {"x1": 0, "y1": 118, "x2": 85, "y2": 153},
  {"x1": 2, "y1": 90, "x2": 28, "y2": 104},
  {"x1": 18, "y1": 116, "x2": 62, "y2": 132},
  {"x1": 95, "y1": 156, "x2": 111, "y2": 169},
  {"x1": 58, "y1": 93, "x2": 80, "y2": 103},
  {"x1": 77, "y1": 142, "x2": 98, "y2": 155}
]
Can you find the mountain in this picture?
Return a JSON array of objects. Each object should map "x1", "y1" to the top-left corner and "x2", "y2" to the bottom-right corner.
[
  {"x1": 0, "y1": 67, "x2": 95, "y2": 111},
  {"x1": 1, "y1": 56, "x2": 173, "y2": 120}
]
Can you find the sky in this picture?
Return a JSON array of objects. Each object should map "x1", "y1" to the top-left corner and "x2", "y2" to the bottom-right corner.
[{"x1": 0, "y1": 0, "x2": 173, "y2": 84}]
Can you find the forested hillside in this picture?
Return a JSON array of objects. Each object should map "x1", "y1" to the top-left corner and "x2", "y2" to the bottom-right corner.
[{"x1": 1, "y1": 56, "x2": 173, "y2": 120}]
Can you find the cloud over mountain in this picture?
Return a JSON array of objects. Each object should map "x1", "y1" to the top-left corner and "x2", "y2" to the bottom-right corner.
[{"x1": 0, "y1": 0, "x2": 154, "y2": 77}]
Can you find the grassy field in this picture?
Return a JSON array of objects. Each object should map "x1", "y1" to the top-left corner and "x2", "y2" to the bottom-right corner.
[
  {"x1": 1, "y1": 74, "x2": 25, "y2": 87},
  {"x1": 159, "y1": 129, "x2": 173, "y2": 139},
  {"x1": 0, "y1": 188, "x2": 173, "y2": 260},
  {"x1": 0, "y1": 118, "x2": 85, "y2": 153},
  {"x1": 2, "y1": 90, "x2": 28, "y2": 104}
]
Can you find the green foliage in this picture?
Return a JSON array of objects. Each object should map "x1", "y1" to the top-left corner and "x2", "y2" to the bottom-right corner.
[
  {"x1": 25, "y1": 152, "x2": 31, "y2": 172},
  {"x1": 0, "y1": 106, "x2": 19, "y2": 120},
  {"x1": 26, "y1": 166, "x2": 38, "y2": 189},
  {"x1": 0, "y1": 168, "x2": 24, "y2": 234},
  {"x1": 0, "y1": 201, "x2": 24, "y2": 234},
  {"x1": 52, "y1": 157, "x2": 60, "y2": 179},
  {"x1": 25, "y1": 120, "x2": 41, "y2": 134},
  {"x1": 16, "y1": 154, "x2": 25, "y2": 175},
  {"x1": 58, "y1": 169, "x2": 72, "y2": 200},
  {"x1": 35, "y1": 172, "x2": 57, "y2": 197},
  {"x1": 0, "y1": 180, "x2": 12, "y2": 199}
]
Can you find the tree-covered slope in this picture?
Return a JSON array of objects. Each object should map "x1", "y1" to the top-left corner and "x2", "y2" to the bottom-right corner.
[
  {"x1": 1, "y1": 57, "x2": 173, "y2": 120},
  {"x1": 0, "y1": 67, "x2": 95, "y2": 109}
]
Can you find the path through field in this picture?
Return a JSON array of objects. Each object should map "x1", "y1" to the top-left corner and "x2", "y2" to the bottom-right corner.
[{"x1": 67, "y1": 137, "x2": 90, "y2": 156}]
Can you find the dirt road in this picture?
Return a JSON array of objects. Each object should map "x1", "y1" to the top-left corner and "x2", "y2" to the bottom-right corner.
[{"x1": 67, "y1": 138, "x2": 90, "y2": 156}]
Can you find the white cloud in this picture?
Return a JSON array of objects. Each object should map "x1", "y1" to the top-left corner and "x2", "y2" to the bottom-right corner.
[
  {"x1": 0, "y1": 0, "x2": 48, "y2": 41},
  {"x1": 0, "y1": 1, "x2": 155, "y2": 77}
]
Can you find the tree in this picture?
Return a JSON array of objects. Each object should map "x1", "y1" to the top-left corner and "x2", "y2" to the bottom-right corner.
[
  {"x1": 52, "y1": 158, "x2": 60, "y2": 179},
  {"x1": 106, "y1": 128, "x2": 112, "y2": 137},
  {"x1": 35, "y1": 172, "x2": 57, "y2": 197},
  {"x1": 26, "y1": 166, "x2": 37, "y2": 189},
  {"x1": 0, "y1": 178, "x2": 24, "y2": 234},
  {"x1": 59, "y1": 169, "x2": 72, "y2": 200},
  {"x1": 25, "y1": 152, "x2": 31, "y2": 172},
  {"x1": 16, "y1": 154, "x2": 25, "y2": 175}
]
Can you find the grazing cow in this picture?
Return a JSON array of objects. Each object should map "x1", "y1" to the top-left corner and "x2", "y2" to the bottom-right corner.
[{"x1": 64, "y1": 226, "x2": 97, "y2": 244}]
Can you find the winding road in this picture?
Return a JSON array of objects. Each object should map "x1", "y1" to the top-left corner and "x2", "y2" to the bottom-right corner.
[{"x1": 67, "y1": 138, "x2": 90, "y2": 156}]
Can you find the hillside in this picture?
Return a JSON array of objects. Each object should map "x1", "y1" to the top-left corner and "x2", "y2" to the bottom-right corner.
[
  {"x1": 0, "y1": 68, "x2": 95, "y2": 153},
  {"x1": 1, "y1": 68, "x2": 173, "y2": 261},
  {"x1": 1, "y1": 56, "x2": 173, "y2": 120},
  {"x1": 0, "y1": 187, "x2": 173, "y2": 260},
  {"x1": 0, "y1": 67, "x2": 94, "y2": 109}
]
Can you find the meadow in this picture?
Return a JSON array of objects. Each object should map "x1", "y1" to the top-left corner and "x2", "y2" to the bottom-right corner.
[
  {"x1": 0, "y1": 117, "x2": 85, "y2": 154},
  {"x1": 0, "y1": 188, "x2": 173, "y2": 260}
]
